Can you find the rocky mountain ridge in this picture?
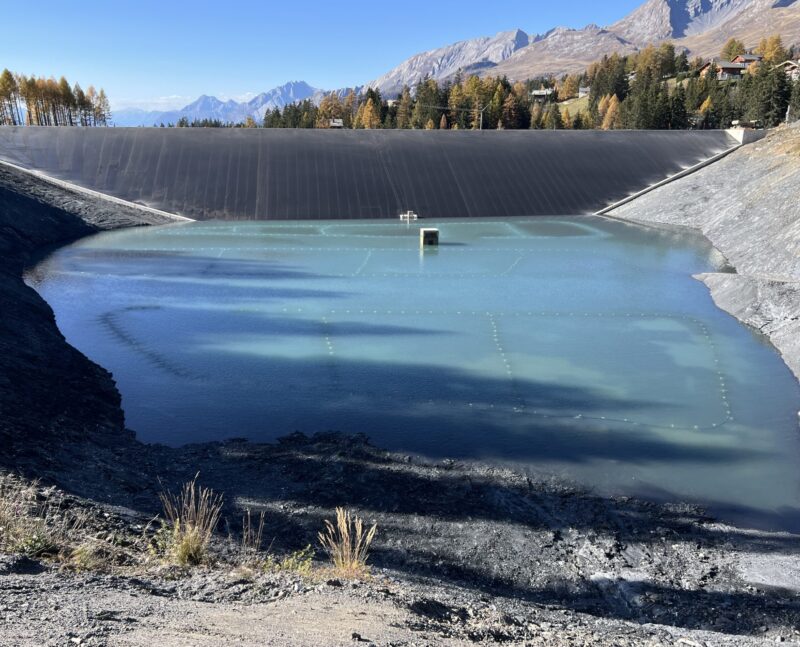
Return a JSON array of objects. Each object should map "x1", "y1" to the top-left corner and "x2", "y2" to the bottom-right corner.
[{"x1": 379, "y1": 0, "x2": 799, "y2": 92}]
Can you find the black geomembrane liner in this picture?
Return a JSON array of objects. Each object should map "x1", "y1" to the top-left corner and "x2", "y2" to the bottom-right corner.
[{"x1": 0, "y1": 127, "x2": 736, "y2": 220}]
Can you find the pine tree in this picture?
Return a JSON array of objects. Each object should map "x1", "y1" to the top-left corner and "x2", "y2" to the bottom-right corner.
[
  {"x1": 396, "y1": 86, "x2": 413, "y2": 129},
  {"x1": 263, "y1": 108, "x2": 283, "y2": 128},
  {"x1": 411, "y1": 77, "x2": 441, "y2": 129},
  {"x1": 789, "y1": 80, "x2": 800, "y2": 122},
  {"x1": 657, "y1": 43, "x2": 676, "y2": 77},
  {"x1": 542, "y1": 103, "x2": 563, "y2": 129},
  {"x1": 669, "y1": 85, "x2": 689, "y2": 129},
  {"x1": 439, "y1": 113, "x2": 448, "y2": 129},
  {"x1": 674, "y1": 51, "x2": 689, "y2": 74},
  {"x1": 529, "y1": 103, "x2": 543, "y2": 129},
  {"x1": 744, "y1": 62, "x2": 792, "y2": 126},
  {"x1": 764, "y1": 65, "x2": 792, "y2": 125}
]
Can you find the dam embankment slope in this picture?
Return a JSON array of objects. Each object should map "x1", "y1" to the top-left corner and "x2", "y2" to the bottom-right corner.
[
  {"x1": 0, "y1": 127, "x2": 736, "y2": 220},
  {"x1": 609, "y1": 124, "x2": 800, "y2": 381},
  {"x1": 0, "y1": 162, "x2": 173, "y2": 468}
]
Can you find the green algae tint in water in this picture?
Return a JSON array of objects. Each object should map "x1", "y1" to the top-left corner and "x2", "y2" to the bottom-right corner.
[{"x1": 27, "y1": 218, "x2": 800, "y2": 531}]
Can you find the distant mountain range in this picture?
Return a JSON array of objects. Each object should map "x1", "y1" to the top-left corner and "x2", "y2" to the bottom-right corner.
[
  {"x1": 371, "y1": 0, "x2": 800, "y2": 94},
  {"x1": 113, "y1": 81, "x2": 328, "y2": 126},
  {"x1": 113, "y1": 0, "x2": 800, "y2": 126}
]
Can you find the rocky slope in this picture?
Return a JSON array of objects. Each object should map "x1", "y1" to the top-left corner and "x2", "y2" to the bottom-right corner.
[
  {"x1": 610, "y1": 123, "x2": 800, "y2": 380},
  {"x1": 676, "y1": 0, "x2": 800, "y2": 60},
  {"x1": 485, "y1": 26, "x2": 637, "y2": 84},
  {"x1": 610, "y1": 0, "x2": 757, "y2": 43},
  {"x1": 0, "y1": 163, "x2": 174, "y2": 469},
  {"x1": 368, "y1": 29, "x2": 532, "y2": 98}
]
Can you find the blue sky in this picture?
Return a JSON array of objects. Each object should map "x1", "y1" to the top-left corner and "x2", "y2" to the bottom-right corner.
[{"x1": 1, "y1": 1, "x2": 643, "y2": 110}]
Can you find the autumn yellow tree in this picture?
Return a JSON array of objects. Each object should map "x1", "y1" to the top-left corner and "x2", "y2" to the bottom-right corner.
[
  {"x1": 560, "y1": 74, "x2": 581, "y2": 100},
  {"x1": 396, "y1": 86, "x2": 413, "y2": 129},
  {"x1": 500, "y1": 93, "x2": 520, "y2": 129},
  {"x1": 699, "y1": 96, "x2": 714, "y2": 113},
  {"x1": 756, "y1": 35, "x2": 788, "y2": 64},
  {"x1": 721, "y1": 38, "x2": 746, "y2": 61},
  {"x1": 562, "y1": 107, "x2": 572, "y2": 129},
  {"x1": 361, "y1": 98, "x2": 381, "y2": 129},
  {"x1": 601, "y1": 95, "x2": 620, "y2": 129},
  {"x1": 316, "y1": 92, "x2": 345, "y2": 128},
  {"x1": 597, "y1": 94, "x2": 611, "y2": 120}
]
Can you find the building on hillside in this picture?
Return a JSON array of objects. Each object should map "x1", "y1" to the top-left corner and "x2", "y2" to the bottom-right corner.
[
  {"x1": 775, "y1": 60, "x2": 800, "y2": 82},
  {"x1": 530, "y1": 88, "x2": 555, "y2": 102},
  {"x1": 699, "y1": 60, "x2": 748, "y2": 80},
  {"x1": 731, "y1": 53, "x2": 763, "y2": 65},
  {"x1": 578, "y1": 86, "x2": 590, "y2": 98}
]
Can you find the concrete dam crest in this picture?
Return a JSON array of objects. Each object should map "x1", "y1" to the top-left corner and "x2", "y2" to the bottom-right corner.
[{"x1": 0, "y1": 127, "x2": 737, "y2": 220}]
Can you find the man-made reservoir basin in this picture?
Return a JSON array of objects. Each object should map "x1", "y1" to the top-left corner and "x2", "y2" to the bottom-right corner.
[{"x1": 27, "y1": 217, "x2": 800, "y2": 530}]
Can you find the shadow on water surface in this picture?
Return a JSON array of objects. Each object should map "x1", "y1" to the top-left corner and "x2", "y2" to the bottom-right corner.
[
  {"x1": 33, "y1": 252, "x2": 339, "y2": 283},
  {"x1": 134, "y1": 349, "x2": 760, "y2": 467}
]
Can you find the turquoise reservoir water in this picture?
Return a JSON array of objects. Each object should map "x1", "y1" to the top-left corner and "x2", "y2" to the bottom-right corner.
[{"x1": 27, "y1": 218, "x2": 800, "y2": 530}]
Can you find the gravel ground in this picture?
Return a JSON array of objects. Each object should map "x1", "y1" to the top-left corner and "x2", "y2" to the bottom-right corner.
[{"x1": 2, "y1": 433, "x2": 800, "y2": 646}]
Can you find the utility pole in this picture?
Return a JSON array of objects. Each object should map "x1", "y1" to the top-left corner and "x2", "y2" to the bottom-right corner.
[{"x1": 479, "y1": 104, "x2": 488, "y2": 130}]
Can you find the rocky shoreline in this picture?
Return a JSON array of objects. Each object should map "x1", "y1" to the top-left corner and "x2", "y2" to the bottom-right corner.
[
  {"x1": 1, "y1": 151, "x2": 800, "y2": 645},
  {"x1": 609, "y1": 123, "x2": 800, "y2": 382}
]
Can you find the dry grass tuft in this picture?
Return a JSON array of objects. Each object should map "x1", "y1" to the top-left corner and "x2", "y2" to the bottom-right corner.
[
  {"x1": 318, "y1": 507, "x2": 377, "y2": 578},
  {"x1": 62, "y1": 542, "x2": 111, "y2": 572},
  {"x1": 0, "y1": 473, "x2": 85, "y2": 557},
  {"x1": 238, "y1": 508, "x2": 266, "y2": 565},
  {"x1": 155, "y1": 475, "x2": 224, "y2": 566}
]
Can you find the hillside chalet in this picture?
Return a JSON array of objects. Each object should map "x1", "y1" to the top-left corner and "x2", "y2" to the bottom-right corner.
[
  {"x1": 731, "y1": 53, "x2": 764, "y2": 65},
  {"x1": 699, "y1": 60, "x2": 748, "y2": 80},
  {"x1": 776, "y1": 60, "x2": 800, "y2": 82}
]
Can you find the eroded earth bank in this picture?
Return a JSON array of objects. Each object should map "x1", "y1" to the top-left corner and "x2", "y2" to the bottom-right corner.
[
  {"x1": 1, "y1": 132, "x2": 799, "y2": 646},
  {"x1": 610, "y1": 123, "x2": 800, "y2": 382}
]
